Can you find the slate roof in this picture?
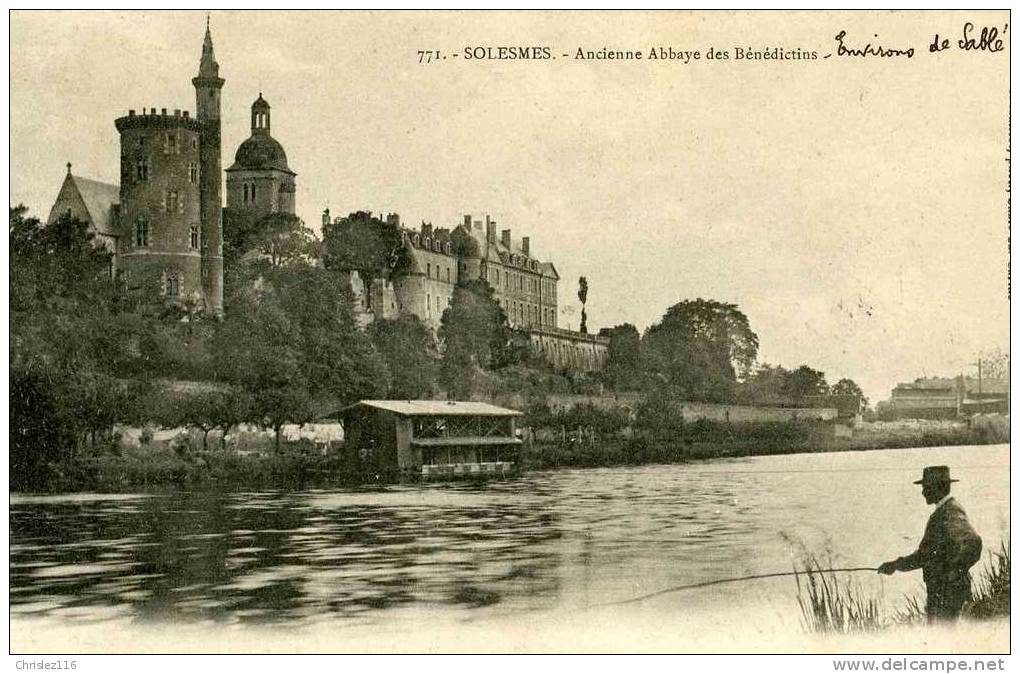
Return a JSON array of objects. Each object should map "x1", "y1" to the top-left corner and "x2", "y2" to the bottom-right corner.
[
  {"x1": 73, "y1": 177, "x2": 120, "y2": 235},
  {"x1": 48, "y1": 172, "x2": 120, "y2": 237}
]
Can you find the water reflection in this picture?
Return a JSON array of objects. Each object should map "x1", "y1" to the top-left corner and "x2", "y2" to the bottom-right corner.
[
  {"x1": 11, "y1": 487, "x2": 564, "y2": 626},
  {"x1": 10, "y1": 445, "x2": 1010, "y2": 628}
]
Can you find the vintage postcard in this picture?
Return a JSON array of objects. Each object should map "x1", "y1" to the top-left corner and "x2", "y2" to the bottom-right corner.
[{"x1": 8, "y1": 9, "x2": 1010, "y2": 658}]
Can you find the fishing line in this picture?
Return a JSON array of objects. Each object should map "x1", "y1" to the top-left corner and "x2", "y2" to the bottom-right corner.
[{"x1": 582, "y1": 567, "x2": 880, "y2": 610}]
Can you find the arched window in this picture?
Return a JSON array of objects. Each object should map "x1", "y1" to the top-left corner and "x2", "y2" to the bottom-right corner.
[
  {"x1": 134, "y1": 217, "x2": 149, "y2": 247},
  {"x1": 165, "y1": 275, "x2": 180, "y2": 298}
]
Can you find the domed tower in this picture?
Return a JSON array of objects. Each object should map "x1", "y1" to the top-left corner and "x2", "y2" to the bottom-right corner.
[
  {"x1": 193, "y1": 18, "x2": 225, "y2": 314},
  {"x1": 225, "y1": 94, "x2": 296, "y2": 220}
]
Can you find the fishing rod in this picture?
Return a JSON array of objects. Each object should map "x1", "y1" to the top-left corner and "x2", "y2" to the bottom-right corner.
[{"x1": 582, "y1": 567, "x2": 880, "y2": 610}]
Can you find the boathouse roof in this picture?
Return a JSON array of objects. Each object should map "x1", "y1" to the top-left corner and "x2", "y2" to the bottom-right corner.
[{"x1": 342, "y1": 400, "x2": 522, "y2": 417}]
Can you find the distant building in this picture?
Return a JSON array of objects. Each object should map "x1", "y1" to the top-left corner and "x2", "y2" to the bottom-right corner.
[
  {"x1": 877, "y1": 376, "x2": 1009, "y2": 420},
  {"x1": 326, "y1": 211, "x2": 610, "y2": 372}
]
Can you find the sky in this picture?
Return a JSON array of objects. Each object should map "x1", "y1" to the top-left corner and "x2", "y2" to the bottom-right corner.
[{"x1": 9, "y1": 10, "x2": 1010, "y2": 403}]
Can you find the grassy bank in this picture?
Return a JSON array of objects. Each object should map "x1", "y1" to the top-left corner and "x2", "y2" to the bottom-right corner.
[
  {"x1": 15, "y1": 417, "x2": 1008, "y2": 492},
  {"x1": 37, "y1": 441, "x2": 394, "y2": 493},
  {"x1": 520, "y1": 421, "x2": 1008, "y2": 471}
]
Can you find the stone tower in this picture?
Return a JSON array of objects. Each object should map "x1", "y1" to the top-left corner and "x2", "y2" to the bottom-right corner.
[
  {"x1": 226, "y1": 93, "x2": 296, "y2": 219},
  {"x1": 115, "y1": 105, "x2": 205, "y2": 303},
  {"x1": 192, "y1": 18, "x2": 225, "y2": 313}
]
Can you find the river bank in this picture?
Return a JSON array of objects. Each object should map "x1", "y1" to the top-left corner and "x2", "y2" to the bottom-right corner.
[{"x1": 17, "y1": 419, "x2": 1008, "y2": 493}]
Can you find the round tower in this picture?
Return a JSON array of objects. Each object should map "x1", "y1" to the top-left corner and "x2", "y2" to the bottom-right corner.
[{"x1": 115, "y1": 109, "x2": 205, "y2": 303}]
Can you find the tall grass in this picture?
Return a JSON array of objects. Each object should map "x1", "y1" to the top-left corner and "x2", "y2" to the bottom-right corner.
[
  {"x1": 967, "y1": 538, "x2": 1010, "y2": 620},
  {"x1": 795, "y1": 539, "x2": 1010, "y2": 633},
  {"x1": 794, "y1": 557, "x2": 884, "y2": 633}
]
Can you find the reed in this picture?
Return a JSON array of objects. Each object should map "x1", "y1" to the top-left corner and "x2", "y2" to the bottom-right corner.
[
  {"x1": 795, "y1": 539, "x2": 1011, "y2": 633},
  {"x1": 794, "y1": 556, "x2": 885, "y2": 633},
  {"x1": 966, "y1": 537, "x2": 1010, "y2": 620}
]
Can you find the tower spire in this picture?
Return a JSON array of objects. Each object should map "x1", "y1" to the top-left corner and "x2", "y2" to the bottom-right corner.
[{"x1": 197, "y1": 14, "x2": 219, "y2": 79}]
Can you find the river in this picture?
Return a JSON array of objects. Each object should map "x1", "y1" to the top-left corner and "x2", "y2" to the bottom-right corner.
[{"x1": 9, "y1": 444, "x2": 1010, "y2": 653}]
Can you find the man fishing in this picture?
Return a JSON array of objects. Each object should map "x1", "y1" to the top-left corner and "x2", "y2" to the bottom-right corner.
[{"x1": 878, "y1": 465, "x2": 983, "y2": 621}]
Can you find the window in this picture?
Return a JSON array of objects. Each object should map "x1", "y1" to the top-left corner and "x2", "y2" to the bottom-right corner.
[
  {"x1": 189, "y1": 162, "x2": 198, "y2": 184},
  {"x1": 190, "y1": 225, "x2": 200, "y2": 249},
  {"x1": 165, "y1": 275, "x2": 180, "y2": 297},
  {"x1": 135, "y1": 158, "x2": 150, "y2": 182},
  {"x1": 134, "y1": 217, "x2": 149, "y2": 247},
  {"x1": 427, "y1": 263, "x2": 431, "y2": 279},
  {"x1": 191, "y1": 138, "x2": 198, "y2": 150},
  {"x1": 243, "y1": 184, "x2": 249, "y2": 203},
  {"x1": 165, "y1": 132, "x2": 178, "y2": 154},
  {"x1": 165, "y1": 190, "x2": 180, "y2": 213},
  {"x1": 426, "y1": 293, "x2": 431, "y2": 316},
  {"x1": 250, "y1": 183, "x2": 256, "y2": 202},
  {"x1": 495, "y1": 269, "x2": 500, "y2": 284},
  {"x1": 446, "y1": 267, "x2": 450, "y2": 282}
]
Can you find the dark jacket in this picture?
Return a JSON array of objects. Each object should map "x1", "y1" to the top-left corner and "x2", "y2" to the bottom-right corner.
[{"x1": 895, "y1": 497, "x2": 983, "y2": 594}]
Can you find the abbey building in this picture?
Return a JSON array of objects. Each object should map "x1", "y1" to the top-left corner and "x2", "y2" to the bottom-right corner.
[{"x1": 47, "y1": 21, "x2": 606, "y2": 372}]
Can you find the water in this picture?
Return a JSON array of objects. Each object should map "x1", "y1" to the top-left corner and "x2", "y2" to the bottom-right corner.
[{"x1": 10, "y1": 445, "x2": 1009, "y2": 650}]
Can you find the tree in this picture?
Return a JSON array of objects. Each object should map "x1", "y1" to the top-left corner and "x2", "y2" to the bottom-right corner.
[
  {"x1": 321, "y1": 211, "x2": 410, "y2": 280},
  {"x1": 739, "y1": 363, "x2": 791, "y2": 404},
  {"x1": 832, "y1": 378, "x2": 868, "y2": 408},
  {"x1": 783, "y1": 365, "x2": 830, "y2": 400},
  {"x1": 10, "y1": 207, "x2": 150, "y2": 483},
  {"x1": 369, "y1": 315, "x2": 439, "y2": 399},
  {"x1": 599, "y1": 323, "x2": 643, "y2": 390},
  {"x1": 223, "y1": 209, "x2": 319, "y2": 270},
  {"x1": 213, "y1": 264, "x2": 386, "y2": 450},
  {"x1": 173, "y1": 389, "x2": 250, "y2": 452},
  {"x1": 976, "y1": 348, "x2": 1009, "y2": 380},
  {"x1": 641, "y1": 299, "x2": 759, "y2": 402},
  {"x1": 578, "y1": 276, "x2": 589, "y2": 334},
  {"x1": 438, "y1": 279, "x2": 512, "y2": 398}
]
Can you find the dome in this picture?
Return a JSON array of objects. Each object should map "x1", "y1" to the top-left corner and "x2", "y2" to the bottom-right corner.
[{"x1": 231, "y1": 134, "x2": 291, "y2": 173}]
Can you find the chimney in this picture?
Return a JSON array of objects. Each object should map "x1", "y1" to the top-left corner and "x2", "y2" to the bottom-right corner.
[
  {"x1": 486, "y1": 220, "x2": 497, "y2": 243},
  {"x1": 322, "y1": 208, "x2": 330, "y2": 227},
  {"x1": 522, "y1": 237, "x2": 530, "y2": 256},
  {"x1": 501, "y1": 229, "x2": 511, "y2": 249}
]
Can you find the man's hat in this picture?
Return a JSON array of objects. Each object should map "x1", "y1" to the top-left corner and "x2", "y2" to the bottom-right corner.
[{"x1": 913, "y1": 465, "x2": 959, "y2": 485}]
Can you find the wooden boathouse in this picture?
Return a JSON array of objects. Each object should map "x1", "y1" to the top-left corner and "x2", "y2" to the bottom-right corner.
[{"x1": 339, "y1": 400, "x2": 523, "y2": 477}]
